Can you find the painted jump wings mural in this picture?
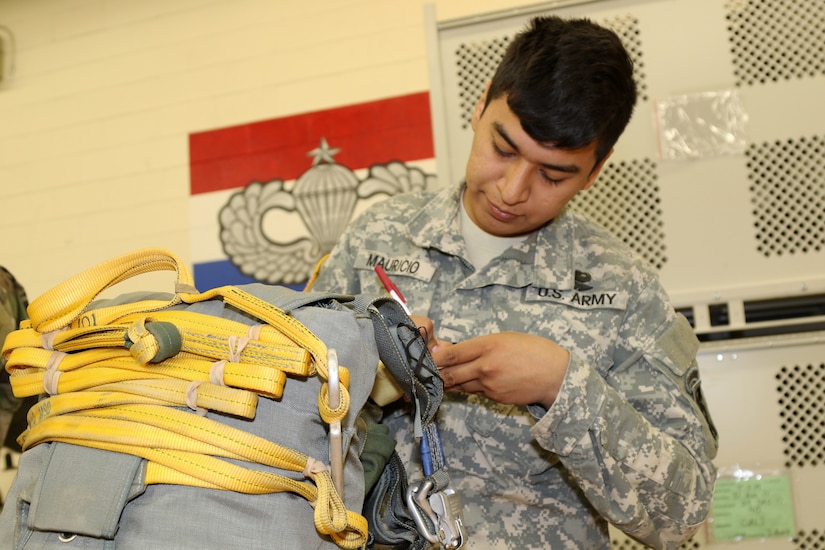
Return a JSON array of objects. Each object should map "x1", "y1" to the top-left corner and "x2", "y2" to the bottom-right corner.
[{"x1": 189, "y1": 92, "x2": 436, "y2": 290}]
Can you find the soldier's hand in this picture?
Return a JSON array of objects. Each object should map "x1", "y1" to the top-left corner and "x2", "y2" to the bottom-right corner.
[{"x1": 432, "y1": 332, "x2": 569, "y2": 409}]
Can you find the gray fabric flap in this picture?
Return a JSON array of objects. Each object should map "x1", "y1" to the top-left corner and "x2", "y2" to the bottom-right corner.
[{"x1": 28, "y1": 443, "x2": 145, "y2": 539}]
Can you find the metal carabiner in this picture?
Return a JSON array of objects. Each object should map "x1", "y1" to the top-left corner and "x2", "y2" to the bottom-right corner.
[
  {"x1": 406, "y1": 479, "x2": 440, "y2": 545},
  {"x1": 405, "y1": 479, "x2": 465, "y2": 549},
  {"x1": 327, "y1": 349, "x2": 344, "y2": 499},
  {"x1": 427, "y1": 486, "x2": 465, "y2": 549}
]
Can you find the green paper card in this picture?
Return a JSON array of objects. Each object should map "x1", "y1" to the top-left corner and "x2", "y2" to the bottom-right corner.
[{"x1": 710, "y1": 473, "x2": 795, "y2": 541}]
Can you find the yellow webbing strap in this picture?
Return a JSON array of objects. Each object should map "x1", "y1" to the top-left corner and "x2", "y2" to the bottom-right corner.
[
  {"x1": 2, "y1": 248, "x2": 367, "y2": 548},
  {"x1": 306, "y1": 254, "x2": 405, "y2": 407},
  {"x1": 304, "y1": 254, "x2": 329, "y2": 292}
]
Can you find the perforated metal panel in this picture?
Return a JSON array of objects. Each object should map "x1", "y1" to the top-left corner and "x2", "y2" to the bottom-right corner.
[
  {"x1": 610, "y1": 536, "x2": 702, "y2": 549},
  {"x1": 454, "y1": 37, "x2": 510, "y2": 131},
  {"x1": 725, "y1": 0, "x2": 825, "y2": 86},
  {"x1": 796, "y1": 531, "x2": 825, "y2": 550},
  {"x1": 749, "y1": 135, "x2": 825, "y2": 257},
  {"x1": 569, "y1": 158, "x2": 666, "y2": 269},
  {"x1": 609, "y1": 15, "x2": 648, "y2": 102},
  {"x1": 777, "y1": 362, "x2": 825, "y2": 468}
]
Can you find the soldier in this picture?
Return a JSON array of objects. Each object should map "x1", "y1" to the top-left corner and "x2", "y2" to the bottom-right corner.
[
  {"x1": 311, "y1": 15, "x2": 718, "y2": 549},
  {"x1": 1, "y1": 267, "x2": 28, "y2": 449}
]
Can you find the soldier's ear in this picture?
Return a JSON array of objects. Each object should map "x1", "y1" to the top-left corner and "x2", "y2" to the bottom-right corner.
[
  {"x1": 582, "y1": 148, "x2": 613, "y2": 191},
  {"x1": 471, "y1": 82, "x2": 491, "y2": 131}
]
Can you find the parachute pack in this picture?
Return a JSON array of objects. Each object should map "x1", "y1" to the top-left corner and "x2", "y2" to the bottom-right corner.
[{"x1": 0, "y1": 248, "x2": 465, "y2": 549}]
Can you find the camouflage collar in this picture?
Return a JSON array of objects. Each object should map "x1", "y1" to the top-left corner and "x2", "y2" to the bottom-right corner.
[{"x1": 403, "y1": 184, "x2": 581, "y2": 291}]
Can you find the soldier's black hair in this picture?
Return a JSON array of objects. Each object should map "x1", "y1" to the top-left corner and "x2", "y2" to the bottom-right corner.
[{"x1": 485, "y1": 15, "x2": 637, "y2": 166}]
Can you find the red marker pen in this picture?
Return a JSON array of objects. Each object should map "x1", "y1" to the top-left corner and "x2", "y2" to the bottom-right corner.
[{"x1": 374, "y1": 265, "x2": 411, "y2": 314}]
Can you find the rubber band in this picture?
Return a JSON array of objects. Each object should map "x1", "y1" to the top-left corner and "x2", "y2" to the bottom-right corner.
[
  {"x1": 185, "y1": 381, "x2": 207, "y2": 416},
  {"x1": 209, "y1": 360, "x2": 227, "y2": 386},
  {"x1": 303, "y1": 456, "x2": 327, "y2": 478},
  {"x1": 175, "y1": 282, "x2": 199, "y2": 294},
  {"x1": 247, "y1": 324, "x2": 264, "y2": 340},
  {"x1": 227, "y1": 334, "x2": 251, "y2": 363},
  {"x1": 41, "y1": 330, "x2": 61, "y2": 351},
  {"x1": 43, "y1": 350, "x2": 67, "y2": 395}
]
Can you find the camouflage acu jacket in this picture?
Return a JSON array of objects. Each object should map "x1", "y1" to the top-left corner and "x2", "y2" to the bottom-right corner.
[
  {"x1": 1, "y1": 266, "x2": 28, "y2": 384},
  {"x1": 1, "y1": 266, "x2": 29, "y2": 442},
  {"x1": 313, "y1": 184, "x2": 718, "y2": 549}
]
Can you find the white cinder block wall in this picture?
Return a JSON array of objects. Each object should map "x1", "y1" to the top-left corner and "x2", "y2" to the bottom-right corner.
[{"x1": 0, "y1": 0, "x2": 520, "y2": 298}]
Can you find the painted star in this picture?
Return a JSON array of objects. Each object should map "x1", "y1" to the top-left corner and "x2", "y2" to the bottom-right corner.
[{"x1": 308, "y1": 137, "x2": 341, "y2": 165}]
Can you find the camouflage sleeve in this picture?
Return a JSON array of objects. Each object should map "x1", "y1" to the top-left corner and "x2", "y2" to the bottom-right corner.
[
  {"x1": 1, "y1": 267, "x2": 30, "y2": 370},
  {"x1": 530, "y1": 280, "x2": 718, "y2": 548},
  {"x1": 311, "y1": 218, "x2": 365, "y2": 295},
  {"x1": 1, "y1": 267, "x2": 30, "y2": 420},
  {"x1": 311, "y1": 193, "x2": 423, "y2": 295}
]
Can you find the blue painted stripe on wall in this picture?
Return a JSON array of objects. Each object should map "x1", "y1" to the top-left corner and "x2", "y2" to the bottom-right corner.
[{"x1": 193, "y1": 259, "x2": 306, "y2": 292}]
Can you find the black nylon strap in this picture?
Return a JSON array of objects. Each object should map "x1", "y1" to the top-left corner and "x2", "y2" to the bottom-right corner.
[{"x1": 346, "y1": 294, "x2": 448, "y2": 549}]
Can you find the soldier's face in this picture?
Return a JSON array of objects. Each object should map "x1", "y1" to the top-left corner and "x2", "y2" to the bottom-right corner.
[{"x1": 463, "y1": 93, "x2": 611, "y2": 238}]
